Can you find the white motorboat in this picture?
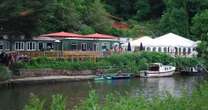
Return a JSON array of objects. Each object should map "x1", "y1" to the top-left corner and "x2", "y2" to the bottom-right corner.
[{"x1": 140, "y1": 63, "x2": 176, "y2": 78}]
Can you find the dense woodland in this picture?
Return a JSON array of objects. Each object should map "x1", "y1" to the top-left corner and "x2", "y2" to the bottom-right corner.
[{"x1": 0, "y1": 0, "x2": 208, "y2": 59}]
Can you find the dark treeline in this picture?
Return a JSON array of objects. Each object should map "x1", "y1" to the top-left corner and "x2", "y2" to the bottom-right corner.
[{"x1": 0, "y1": 0, "x2": 207, "y2": 39}]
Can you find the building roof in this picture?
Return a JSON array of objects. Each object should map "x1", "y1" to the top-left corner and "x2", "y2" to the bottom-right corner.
[
  {"x1": 40, "y1": 32, "x2": 83, "y2": 38},
  {"x1": 112, "y1": 22, "x2": 129, "y2": 29},
  {"x1": 33, "y1": 36, "x2": 57, "y2": 41},
  {"x1": 84, "y1": 33, "x2": 118, "y2": 39},
  {"x1": 151, "y1": 33, "x2": 196, "y2": 47}
]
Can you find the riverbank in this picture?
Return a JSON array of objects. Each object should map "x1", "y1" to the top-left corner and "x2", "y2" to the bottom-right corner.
[
  {"x1": 0, "y1": 52, "x2": 205, "y2": 86},
  {"x1": 0, "y1": 75, "x2": 96, "y2": 87}
]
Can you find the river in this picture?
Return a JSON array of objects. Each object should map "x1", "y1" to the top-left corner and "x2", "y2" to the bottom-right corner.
[{"x1": 0, "y1": 76, "x2": 205, "y2": 110}]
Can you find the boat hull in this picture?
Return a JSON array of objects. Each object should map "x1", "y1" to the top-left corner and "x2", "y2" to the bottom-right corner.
[{"x1": 140, "y1": 70, "x2": 175, "y2": 78}]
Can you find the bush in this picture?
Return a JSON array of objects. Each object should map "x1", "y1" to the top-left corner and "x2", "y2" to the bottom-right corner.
[
  {"x1": 0, "y1": 65, "x2": 11, "y2": 80},
  {"x1": 23, "y1": 94, "x2": 45, "y2": 110},
  {"x1": 51, "y1": 94, "x2": 66, "y2": 110},
  {"x1": 13, "y1": 52, "x2": 201, "y2": 74}
]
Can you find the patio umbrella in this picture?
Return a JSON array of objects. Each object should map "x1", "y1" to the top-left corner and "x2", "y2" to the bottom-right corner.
[
  {"x1": 127, "y1": 42, "x2": 131, "y2": 51},
  {"x1": 139, "y1": 42, "x2": 144, "y2": 51}
]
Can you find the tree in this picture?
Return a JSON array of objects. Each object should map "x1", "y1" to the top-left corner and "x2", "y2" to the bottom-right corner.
[
  {"x1": 191, "y1": 10, "x2": 208, "y2": 60},
  {"x1": 0, "y1": 0, "x2": 53, "y2": 38},
  {"x1": 134, "y1": 0, "x2": 151, "y2": 20},
  {"x1": 159, "y1": 7, "x2": 189, "y2": 37},
  {"x1": 84, "y1": 0, "x2": 113, "y2": 33},
  {"x1": 191, "y1": 9, "x2": 208, "y2": 41},
  {"x1": 42, "y1": 0, "x2": 81, "y2": 33}
]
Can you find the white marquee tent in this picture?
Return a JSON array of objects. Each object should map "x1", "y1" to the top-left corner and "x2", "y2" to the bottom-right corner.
[
  {"x1": 122, "y1": 33, "x2": 198, "y2": 57},
  {"x1": 146, "y1": 33, "x2": 197, "y2": 47}
]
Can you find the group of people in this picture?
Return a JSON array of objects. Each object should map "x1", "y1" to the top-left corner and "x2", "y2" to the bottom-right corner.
[
  {"x1": 102, "y1": 45, "x2": 124, "y2": 56},
  {"x1": 0, "y1": 52, "x2": 30, "y2": 66}
]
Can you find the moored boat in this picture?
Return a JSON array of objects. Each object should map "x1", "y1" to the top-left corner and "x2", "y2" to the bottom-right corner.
[
  {"x1": 105, "y1": 73, "x2": 131, "y2": 80},
  {"x1": 140, "y1": 63, "x2": 176, "y2": 78},
  {"x1": 181, "y1": 66, "x2": 204, "y2": 76},
  {"x1": 94, "y1": 75, "x2": 105, "y2": 81}
]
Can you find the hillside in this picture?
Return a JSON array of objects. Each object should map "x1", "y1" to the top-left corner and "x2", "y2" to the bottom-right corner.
[{"x1": 0, "y1": 0, "x2": 208, "y2": 40}]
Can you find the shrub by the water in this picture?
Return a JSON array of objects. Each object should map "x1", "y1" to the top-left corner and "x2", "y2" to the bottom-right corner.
[
  {"x1": 0, "y1": 65, "x2": 11, "y2": 80},
  {"x1": 14, "y1": 52, "x2": 201, "y2": 74}
]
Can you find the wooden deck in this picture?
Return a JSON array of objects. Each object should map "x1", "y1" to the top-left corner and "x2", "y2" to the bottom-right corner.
[{"x1": 16, "y1": 51, "x2": 102, "y2": 61}]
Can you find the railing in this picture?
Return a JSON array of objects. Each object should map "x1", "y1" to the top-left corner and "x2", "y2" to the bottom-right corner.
[{"x1": 16, "y1": 51, "x2": 102, "y2": 61}]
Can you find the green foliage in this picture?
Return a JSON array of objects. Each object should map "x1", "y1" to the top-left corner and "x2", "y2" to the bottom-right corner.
[
  {"x1": 110, "y1": 20, "x2": 161, "y2": 38},
  {"x1": 84, "y1": 0, "x2": 113, "y2": 33},
  {"x1": 0, "y1": 65, "x2": 11, "y2": 80},
  {"x1": 43, "y1": 0, "x2": 81, "y2": 32},
  {"x1": 75, "y1": 90, "x2": 99, "y2": 110},
  {"x1": 24, "y1": 94, "x2": 66, "y2": 110},
  {"x1": 191, "y1": 9, "x2": 208, "y2": 41},
  {"x1": 14, "y1": 52, "x2": 200, "y2": 74},
  {"x1": 0, "y1": 0, "x2": 53, "y2": 37},
  {"x1": 174, "y1": 57, "x2": 199, "y2": 69},
  {"x1": 134, "y1": 0, "x2": 151, "y2": 20},
  {"x1": 51, "y1": 94, "x2": 66, "y2": 110},
  {"x1": 191, "y1": 10, "x2": 208, "y2": 62},
  {"x1": 159, "y1": 7, "x2": 189, "y2": 37},
  {"x1": 79, "y1": 25, "x2": 95, "y2": 34},
  {"x1": 23, "y1": 94, "x2": 45, "y2": 110}
]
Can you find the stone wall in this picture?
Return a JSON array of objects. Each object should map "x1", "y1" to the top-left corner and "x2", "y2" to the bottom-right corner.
[{"x1": 18, "y1": 69, "x2": 95, "y2": 77}]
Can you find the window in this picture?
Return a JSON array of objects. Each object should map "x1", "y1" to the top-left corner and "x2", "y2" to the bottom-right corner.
[
  {"x1": 164, "y1": 47, "x2": 167, "y2": 52},
  {"x1": 71, "y1": 43, "x2": 77, "y2": 51},
  {"x1": 26, "y1": 42, "x2": 36, "y2": 51},
  {"x1": 15, "y1": 42, "x2": 24, "y2": 51},
  {"x1": 38, "y1": 43, "x2": 44, "y2": 51},
  {"x1": 153, "y1": 47, "x2": 156, "y2": 52},
  {"x1": 0, "y1": 45, "x2": 3, "y2": 50},
  {"x1": 93, "y1": 43, "x2": 97, "y2": 51},
  {"x1": 183, "y1": 48, "x2": 186, "y2": 55},
  {"x1": 0, "y1": 41, "x2": 3, "y2": 50},
  {"x1": 46, "y1": 43, "x2": 53, "y2": 50},
  {"x1": 5, "y1": 41, "x2": 10, "y2": 50},
  {"x1": 146, "y1": 47, "x2": 151, "y2": 51},
  {"x1": 188, "y1": 48, "x2": 191, "y2": 54},
  {"x1": 81, "y1": 43, "x2": 87, "y2": 51},
  {"x1": 158, "y1": 47, "x2": 162, "y2": 52}
]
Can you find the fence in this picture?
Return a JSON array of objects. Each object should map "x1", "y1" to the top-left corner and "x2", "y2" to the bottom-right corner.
[{"x1": 16, "y1": 51, "x2": 102, "y2": 61}]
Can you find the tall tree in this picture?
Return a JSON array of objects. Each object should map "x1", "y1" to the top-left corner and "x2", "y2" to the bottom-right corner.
[
  {"x1": 159, "y1": 0, "x2": 189, "y2": 37},
  {"x1": 0, "y1": 0, "x2": 53, "y2": 39},
  {"x1": 42, "y1": 0, "x2": 81, "y2": 33},
  {"x1": 134, "y1": 0, "x2": 151, "y2": 20},
  {"x1": 191, "y1": 10, "x2": 208, "y2": 60},
  {"x1": 84, "y1": 0, "x2": 113, "y2": 33},
  {"x1": 159, "y1": 8, "x2": 189, "y2": 36}
]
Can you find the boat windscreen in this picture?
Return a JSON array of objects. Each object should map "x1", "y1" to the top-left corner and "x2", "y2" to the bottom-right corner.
[{"x1": 149, "y1": 65, "x2": 159, "y2": 71}]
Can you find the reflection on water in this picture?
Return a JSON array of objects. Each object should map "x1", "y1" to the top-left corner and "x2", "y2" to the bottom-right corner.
[{"x1": 0, "y1": 76, "x2": 205, "y2": 110}]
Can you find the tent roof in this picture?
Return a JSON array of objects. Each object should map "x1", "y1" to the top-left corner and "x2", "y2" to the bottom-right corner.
[
  {"x1": 84, "y1": 33, "x2": 118, "y2": 39},
  {"x1": 150, "y1": 33, "x2": 196, "y2": 47},
  {"x1": 122, "y1": 36, "x2": 153, "y2": 46},
  {"x1": 40, "y1": 32, "x2": 83, "y2": 38}
]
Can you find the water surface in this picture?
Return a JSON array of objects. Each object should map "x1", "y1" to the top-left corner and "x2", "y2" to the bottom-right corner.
[{"x1": 0, "y1": 76, "x2": 204, "y2": 110}]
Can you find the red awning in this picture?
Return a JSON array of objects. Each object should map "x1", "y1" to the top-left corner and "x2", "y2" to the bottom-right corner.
[
  {"x1": 84, "y1": 33, "x2": 118, "y2": 39},
  {"x1": 40, "y1": 32, "x2": 83, "y2": 38}
]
